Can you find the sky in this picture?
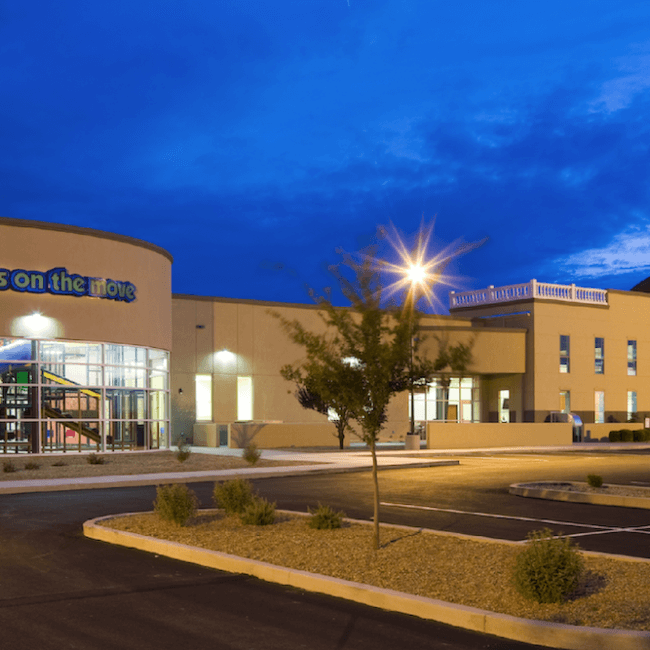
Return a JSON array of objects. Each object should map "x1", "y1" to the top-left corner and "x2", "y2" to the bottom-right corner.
[{"x1": 3, "y1": 0, "x2": 650, "y2": 311}]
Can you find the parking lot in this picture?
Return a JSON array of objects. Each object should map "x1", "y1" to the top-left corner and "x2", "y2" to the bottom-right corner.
[{"x1": 248, "y1": 450, "x2": 650, "y2": 558}]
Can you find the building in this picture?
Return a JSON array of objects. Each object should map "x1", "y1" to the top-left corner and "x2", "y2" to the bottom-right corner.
[
  {"x1": 2, "y1": 217, "x2": 648, "y2": 454},
  {"x1": 0, "y1": 218, "x2": 172, "y2": 454}
]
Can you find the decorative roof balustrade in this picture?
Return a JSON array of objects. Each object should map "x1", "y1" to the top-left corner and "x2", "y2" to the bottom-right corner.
[{"x1": 449, "y1": 279, "x2": 608, "y2": 309}]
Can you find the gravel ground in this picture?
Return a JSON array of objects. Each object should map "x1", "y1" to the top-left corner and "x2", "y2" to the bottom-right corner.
[
  {"x1": 103, "y1": 509, "x2": 650, "y2": 632},
  {"x1": 0, "y1": 450, "x2": 308, "y2": 480}
]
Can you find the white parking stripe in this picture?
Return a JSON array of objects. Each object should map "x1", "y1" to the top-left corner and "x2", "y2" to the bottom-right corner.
[
  {"x1": 381, "y1": 501, "x2": 650, "y2": 543},
  {"x1": 380, "y1": 501, "x2": 613, "y2": 530}
]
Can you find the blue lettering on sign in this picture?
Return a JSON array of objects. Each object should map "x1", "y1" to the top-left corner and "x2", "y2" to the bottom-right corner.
[{"x1": 0, "y1": 266, "x2": 137, "y2": 302}]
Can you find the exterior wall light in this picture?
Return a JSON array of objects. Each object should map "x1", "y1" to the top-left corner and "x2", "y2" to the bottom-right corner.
[
  {"x1": 215, "y1": 349, "x2": 236, "y2": 363},
  {"x1": 11, "y1": 312, "x2": 62, "y2": 338}
]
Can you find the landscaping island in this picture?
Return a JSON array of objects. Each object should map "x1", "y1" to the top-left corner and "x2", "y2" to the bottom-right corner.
[{"x1": 93, "y1": 506, "x2": 650, "y2": 635}]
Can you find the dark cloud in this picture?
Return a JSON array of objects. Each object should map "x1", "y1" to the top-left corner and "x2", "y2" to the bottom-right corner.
[{"x1": 2, "y1": 0, "x2": 650, "y2": 308}]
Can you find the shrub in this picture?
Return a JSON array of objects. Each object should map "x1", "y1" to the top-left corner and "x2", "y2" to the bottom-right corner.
[
  {"x1": 153, "y1": 483, "x2": 198, "y2": 526},
  {"x1": 52, "y1": 460, "x2": 67, "y2": 467},
  {"x1": 608, "y1": 430, "x2": 621, "y2": 443},
  {"x1": 213, "y1": 478, "x2": 256, "y2": 515},
  {"x1": 176, "y1": 442, "x2": 191, "y2": 462},
  {"x1": 586, "y1": 474, "x2": 603, "y2": 488},
  {"x1": 308, "y1": 503, "x2": 345, "y2": 529},
  {"x1": 240, "y1": 497, "x2": 276, "y2": 526},
  {"x1": 86, "y1": 453, "x2": 105, "y2": 465},
  {"x1": 514, "y1": 528, "x2": 584, "y2": 604},
  {"x1": 2, "y1": 460, "x2": 16, "y2": 473},
  {"x1": 24, "y1": 461, "x2": 40, "y2": 471},
  {"x1": 243, "y1": 442, "x2": 261, "y2": 466},
  {"x1": 620, "y1": 429, "x2": 634, "y2": 442}
]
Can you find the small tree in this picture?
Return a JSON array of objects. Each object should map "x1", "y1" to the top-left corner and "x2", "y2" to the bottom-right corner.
[
  {"x1": 274, "y1": 253, "x2": 431, "y2": 550},
  {"x1": 281, "y1": 358, "x2": 357, "y2": 449}
]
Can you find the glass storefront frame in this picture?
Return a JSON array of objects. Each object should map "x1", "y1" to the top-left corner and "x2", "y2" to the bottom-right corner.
[{"x1": 0, "y1": 337, "x2": 170, "y2": 453}]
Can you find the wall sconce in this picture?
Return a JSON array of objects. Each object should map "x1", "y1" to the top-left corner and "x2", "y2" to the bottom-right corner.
[
  {"x1": 216, "y1": 349, "x2": 236, "y2": 363},
  {"x1": 178, "y1": 388, "x2": 183, "y2": 395}
]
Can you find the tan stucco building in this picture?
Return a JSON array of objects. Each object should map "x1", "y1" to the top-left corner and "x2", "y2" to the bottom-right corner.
[
  {"x1": 3, "y1": 218, "x2": 647, "y2": 453},
  {"x1": 0, "y1": 218, "x2": 172, "y2": 453}
]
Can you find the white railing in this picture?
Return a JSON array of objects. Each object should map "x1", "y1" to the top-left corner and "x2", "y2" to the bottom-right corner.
[{"x1": 449, "y1": 279, "x2": 608, "y2": 309}]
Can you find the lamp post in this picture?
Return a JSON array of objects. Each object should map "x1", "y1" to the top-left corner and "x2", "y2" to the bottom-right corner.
[{"x1": 404, "y1": 263, "x2": 425, "y2": 438}]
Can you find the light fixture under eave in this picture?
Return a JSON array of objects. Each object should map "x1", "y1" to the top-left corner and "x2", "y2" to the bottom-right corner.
[
  {"x1": 215, "y1": 349, "x2": 236, "y2": 363},
  {"x1": 11, "y1": 312, "x2": 63, "y2": 339}
]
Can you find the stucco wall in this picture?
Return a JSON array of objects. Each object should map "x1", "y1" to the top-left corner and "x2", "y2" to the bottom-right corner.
[
  {"x1": 0, "y1": 218, "x2": 172, "y2": 350},
  {"x1": 426, "y1": 422, "x2": 572, "y2": 449}
]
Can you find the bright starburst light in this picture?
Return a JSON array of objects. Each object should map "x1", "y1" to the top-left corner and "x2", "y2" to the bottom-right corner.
[{"x1": 379, "y1": 220, "x2": 485, "y2": 313}]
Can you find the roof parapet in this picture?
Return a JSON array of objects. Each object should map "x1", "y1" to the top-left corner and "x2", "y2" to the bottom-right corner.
[{"x1": 450, "y1": 279, "x2": 608, "y2": 309}]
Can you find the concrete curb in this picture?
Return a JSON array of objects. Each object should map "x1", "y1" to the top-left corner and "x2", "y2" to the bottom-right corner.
[
  {"x1": 0, "y1": 459, "x2": 459, "y2": 495},
  {"x1": 84, "y1": 513, "x2": 650, "y2": 650},
  {"x1": 510, "y1": 481, "x2": 650, "y2": 509}
]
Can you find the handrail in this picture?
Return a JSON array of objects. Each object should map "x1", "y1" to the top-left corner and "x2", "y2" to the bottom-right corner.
[{"x1": 450, "y1": 280, "x2": 608, "y2": 309}]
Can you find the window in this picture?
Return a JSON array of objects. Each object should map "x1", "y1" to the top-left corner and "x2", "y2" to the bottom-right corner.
[
  {"x1": 409, "y1": 377, "x2": 479, "y2": 423},
  {"x1": 560, "y1": 335, "x2": 570, "y2": 373},
  {"x1": 237, "y1": 376, "x2": 253, "y2": 421},
  {"x1": 195, "y1": 375, "x2": 212, "y2": 421},
  {"x1": 499, "y1": 389, "x2": 510, "y2": 423},
  {"x1": 594, "y1": 337, "x2": 604, "y2": 374},
  {"x1": 628, "y1": 340, "x2": 637, "y2": 376},
  {"x1": 559, "y1": 390, "x2": 570, "y2": 414},
  {"x1": 627, "y1": 391, "x2": 637, "y2": 422},
  {"x1": 594, "y1": 391, "x2": 605, "y2": 424}
]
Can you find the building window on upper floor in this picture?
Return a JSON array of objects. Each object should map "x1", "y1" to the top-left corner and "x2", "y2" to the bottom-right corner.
[
  {"x1": 627, "y1": 391, "x2": 637, "y2": 423},
  {"x1": 594, "y1": 337, "x2": 605, "y2": 374},
  {"x1": 595, "y1": 390, "x2": 605, "y2": 424},
  {"x1": 237, "y1": 376, "x2": 253, "y2": 421},
  {"x1": 560, "y1": 335, "x2": 570, "y2": 373},
  {"x1": 628, "y1": 340, "x2": 637, "y2": 376},
  {"x1": 195, "y1": 374, "x2": 212, "y2": 421},
  {"x1": 560, "y1": 390, "x2": 570, "y2": 414}
]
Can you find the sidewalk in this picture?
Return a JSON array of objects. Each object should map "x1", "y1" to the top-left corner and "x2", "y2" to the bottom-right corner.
[
  {"x1": 1, "y1": 442, "x2": 649, "y2": 495},
  {"x1": 0, "y1": 445, "x2": 459, "y2": 494}
]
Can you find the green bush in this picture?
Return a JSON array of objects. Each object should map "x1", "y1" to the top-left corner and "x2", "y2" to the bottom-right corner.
[
  {"x1": 2, "y1": 460, "x2": 16, "y2": 473},
  {"x1": 153, "y1": 483, "x2": 198, "y2": 526},
  {"x1": 586, "y1": 474, "x2": 603, "y2": 488},
  {"x1": 308, "y1": 503, "x2": 345, "y2": 529},
  {"x1": 642, "y1": 429, "x2": 650, "y2": 442},
  {"x1": 243, "y1": 442, "x2": 261, "y2": 465},
  {"x1": 514, "y1": 528, "x2": 584, "y2": 604},
  {"x1": 620, "y1": 429, "x2": 634, "y2": 442},
  {"x1": 240, "y1": 497, "x2": 276, "y2": 526},
  {"x1": 632, "y1": 429, "x2": 650, "y2": 442},
  {"x1": 608, "y1": 430, "x2": 621, "y2": 443},
  {"x1": 24, "y1": 461, "x2": 40, "y2": 471},
  {"x1": 86, "y1": 453, "x2": 105, "y2": 465},
  {"x1": 176, "y1": 442, "x2": 191, "y2": 462},
  {"x1": 213, "y1": 478, "x2": 256, "y2": 515}
]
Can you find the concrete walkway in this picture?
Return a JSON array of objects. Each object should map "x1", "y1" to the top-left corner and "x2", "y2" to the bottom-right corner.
[{"x1": 1, "y1": 442, "x2": 650, "y2": 494}]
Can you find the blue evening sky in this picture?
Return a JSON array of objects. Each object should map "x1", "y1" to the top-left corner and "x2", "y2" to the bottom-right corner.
[{"x1": 3, "y1": 0, "x2": 650, "y2": 310}]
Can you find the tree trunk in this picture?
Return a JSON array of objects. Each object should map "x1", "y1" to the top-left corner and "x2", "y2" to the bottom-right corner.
[
  {"x1": 371, "y1": 437, "x2": 380, "y2": 550},
  {"x1": 337, "y1": 421, "x2": 345, "y2": 450}
]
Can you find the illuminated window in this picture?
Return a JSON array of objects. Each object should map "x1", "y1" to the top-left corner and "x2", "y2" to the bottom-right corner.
[
  {"x1": 594, "y1": 391, "x2": 605, "y2": 424},
  {"x1": 195, "y1": 375, "x2": 212, "y2": 421},
  {"x1": 627, "y1": 391, "x2": 637, "y2": 422},
  {"x1": 499, "y1": 389, "x2": 510, "y2": 423},
  {"x1": 560, "y1": 335, "x2": 570, "y2": 373},
  {"x1": 628, "y1": 340, "x2": 637, "y2": 376},
  {"x1": 594, "y1": 337, "x2": 604, "y2": 374},
  {"x1": 237, "y1": 376, "x2": 253, "y2": 421},
  {"x1": 559, "y1": 390, "x2": 570, "y2": 413}
]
